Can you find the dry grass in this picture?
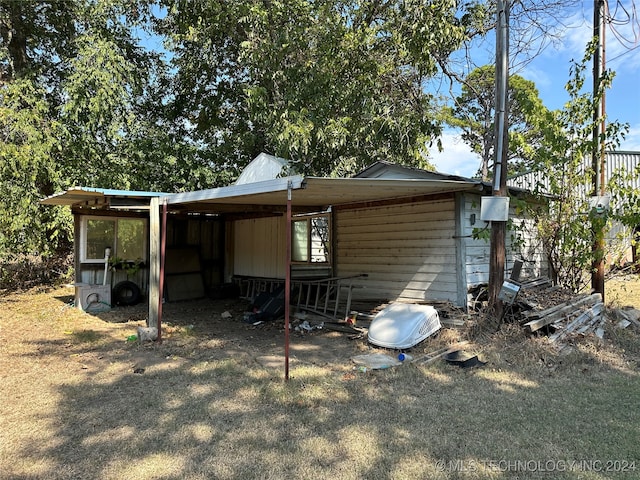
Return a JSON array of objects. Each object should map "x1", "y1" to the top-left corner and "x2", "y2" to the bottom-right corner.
[
  {"x1": 1, "y1": 281, "x2": 639, "y2": 480},
  {"x1": 607, "y1": 274, "x2": 640, "y2": 309}
]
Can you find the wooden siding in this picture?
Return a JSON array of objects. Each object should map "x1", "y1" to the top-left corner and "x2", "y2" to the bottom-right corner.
[
  {"x1": 334, "y1": 198, "x2": 459, "y2": 303},
  {"x1": 462, "y1": 193, "x2": 548, "y2": 287}
]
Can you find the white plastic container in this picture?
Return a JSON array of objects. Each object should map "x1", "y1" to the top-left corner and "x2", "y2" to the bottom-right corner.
[
  {"x1": 74, "y1": 283, "x2": 111, "y2": 312},
  {"x1": 368, "y1": 303, "x2": 441, "y2": 349}
]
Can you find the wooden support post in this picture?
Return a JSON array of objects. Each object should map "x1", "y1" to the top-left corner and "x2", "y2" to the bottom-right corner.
[{"x1": 148, "y1": 197, "x2": 160, "y2": 329}]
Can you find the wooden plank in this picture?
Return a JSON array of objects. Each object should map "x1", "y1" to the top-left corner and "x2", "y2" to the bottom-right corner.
[
  {"x1": 521, "y1": 277, "x2": 553, "y2": 289},
  {"x1": 336, "y1": 199, "x2": 454, "y2": 220},
  {"x1": 164, "y1": 247, "x2": 201, "y2": 274},
  {"x1": 524, "y1": 295, "x2": 601, "y2": 333},
  {"x1": 148, "y1": 198, "x2": 160, "y2": 329},
  {"x1": 335, "y1": 271, "x2": 457, "y2": 284},
  {"x1": 338, "y1": 223, "x2": 457, "y2": 239},
  {"x1": 455, "y1": 192, "x2": 468, "y2": 308},
  {"x1": 618, "y1": 309, "x2": 640, "y2": 328},
  {"x1": 337, "y1": 246, "x2": 457, "y2": 258},
  {"x1": 337, "y1": 254, "x2": 457, "y2": 265},
  {"x1": 338, "y1": 236, "x2": 456, "y2": 248},
  {"x1": 549, "y1": 303, "x2": 604, "y2": 343},
  {"x1": 337, "y1": 211, "x2": 455, "y2": 226},
  {"x1": 165, "y1": 273, "x2": 205, "y2": 301},
  {"x1": 415, "y1": 342, "x2": 470, "y2": 365}
]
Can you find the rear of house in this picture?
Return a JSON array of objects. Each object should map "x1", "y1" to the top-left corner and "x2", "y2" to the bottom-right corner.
[{"x1": 43, "y1": 156, "x2": 550, "y2": 318}]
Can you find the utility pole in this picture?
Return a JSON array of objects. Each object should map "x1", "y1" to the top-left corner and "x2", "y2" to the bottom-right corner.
[
  {"x1": 592, "y1": 0, "x2": 606, "y2": 302},
  {"x1": 488, "y1": 0, "x2": 510, "y2": 321}
]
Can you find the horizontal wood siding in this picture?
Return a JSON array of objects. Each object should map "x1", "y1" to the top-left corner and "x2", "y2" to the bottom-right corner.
[
  {"x1": 233, "y1": 216, "x2": 286, "y2": 278},
  {"x1": 335, "y1": 198, "x2": 458, "y2": 303},
  {"x1": 463, "y1": 194, "x2": 548, "y2": 287}
]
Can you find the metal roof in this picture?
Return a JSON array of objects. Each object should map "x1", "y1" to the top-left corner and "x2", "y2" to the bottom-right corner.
[
  {"x1": 40, "y1": 187, "x2": 165, "y2": 207},
  {"x1": 354, "y1": 160, "x2": 477, "y2": 182},
  {"x1": 164, "y1": 175, "x2": 482, "y2": 213},
  {"x1": 42, "y1": 176, "x2": 483, "y2": 214}
]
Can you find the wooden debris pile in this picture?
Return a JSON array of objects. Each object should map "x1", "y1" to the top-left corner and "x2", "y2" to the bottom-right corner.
[
  {"x1": 513, "y1": 277, "x2": 640, "y2": 352},
  {"x1": 520, "y1": 292, "x2": 605, "y2": 350},
  {"x1": 614, "y1": 307, "x2": 640, "y2": 330}
]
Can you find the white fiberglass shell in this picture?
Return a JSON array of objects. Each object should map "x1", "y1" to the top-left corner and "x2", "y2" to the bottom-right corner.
[{"x1": 367, "y1": 303, "x2": 441, "y2": 349}]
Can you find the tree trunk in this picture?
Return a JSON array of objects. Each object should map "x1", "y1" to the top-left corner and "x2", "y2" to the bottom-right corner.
[{"x1": 0, "y1": 3, "x2": 30, "y2": 79}]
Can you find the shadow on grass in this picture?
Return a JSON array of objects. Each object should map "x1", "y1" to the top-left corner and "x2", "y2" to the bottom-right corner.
[{"x1": 5, "y1": 296, "x2": 640, "y2": 480}]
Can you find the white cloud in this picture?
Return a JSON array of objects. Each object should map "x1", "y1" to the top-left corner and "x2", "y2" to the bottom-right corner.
[
  {"x1": 620, "y1": 123, "x2": 640, "y2": 151},
  {"x1": 428, "y1": 130, "x2": 480, "y2": 178},
  {"x1": 555, "y1": 4, "x2": 640, "y2": 74}
]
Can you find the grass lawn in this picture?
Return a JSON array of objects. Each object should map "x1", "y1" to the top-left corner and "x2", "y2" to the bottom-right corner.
[{"x1": 1, "y1": 279, "x2": 639, "y2": 480}]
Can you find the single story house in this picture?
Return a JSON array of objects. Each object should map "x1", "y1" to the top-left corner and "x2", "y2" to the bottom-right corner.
[{"x1": 42, "y1": 154, "x2": 548, "y2": 327}]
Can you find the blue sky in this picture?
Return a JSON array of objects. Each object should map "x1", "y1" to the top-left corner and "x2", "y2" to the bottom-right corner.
[{"x1": 429, "y1": 1, "x2": 640, "y2": 178}]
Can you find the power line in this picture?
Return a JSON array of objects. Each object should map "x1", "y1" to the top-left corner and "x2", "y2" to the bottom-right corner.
[{"x1": 605, "y1": 0, "x2": 640, "y2": 57}]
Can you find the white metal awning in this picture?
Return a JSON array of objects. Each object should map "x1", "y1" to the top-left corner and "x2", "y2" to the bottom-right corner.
[
  {"x1": 163, "y1": 175, "x2": 482, "y2": 213},
  {"x1": 41, "y1": 176, "x2": 484, "y2": 214},
  {"x1": 41, "y1": 187, "x2": 166, "y2": 208}
]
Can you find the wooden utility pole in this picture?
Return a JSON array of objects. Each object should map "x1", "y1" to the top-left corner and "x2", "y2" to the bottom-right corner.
[
  {"x1": 488, "y1": 0, "x2": 510, "y2": 320},
  {"x1": 592, "y1": 0, "x2": 606, "y2": 302}
]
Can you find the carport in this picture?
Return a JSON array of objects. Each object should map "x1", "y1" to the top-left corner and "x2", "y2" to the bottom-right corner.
[{"x1": 151, "y1": 174, "x2": 482, "y2": 378}]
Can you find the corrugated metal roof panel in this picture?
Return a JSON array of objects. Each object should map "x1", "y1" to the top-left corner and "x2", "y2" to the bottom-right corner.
[
  {"x1": 40, "y1": 187, "x2": 166, "y2": 206},
  {"x1": 507, "y1": 151, "x2": 640, "y2": 193},
  {"x1": 164, "y1": 175, "x2": 482, "y2": 212}
]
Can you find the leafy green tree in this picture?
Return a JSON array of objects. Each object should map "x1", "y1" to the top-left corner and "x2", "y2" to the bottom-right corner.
[
  {"x1": 156, "y1": 0, "x2": 471, "y2": 177},
  {"x1": 0, "y1": 1, "x2": 77, "y2": 259},
  {"x1": 0, "y1": 0, "x2": 173, "y2": 261},
  {"x1": 524, "y1": 40, "x2": 628, "y2": 292},
  {"x1": 445, "y1": 65, "x2": 549, "y2": 180},
  {"x1": 0, "y1": 77, "x2": 72, "y2": 258}
]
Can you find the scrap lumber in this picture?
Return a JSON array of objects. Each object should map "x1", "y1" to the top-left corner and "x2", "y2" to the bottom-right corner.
[
  {"x1": 548, "y1": 302, "x2": 604, "y2": 343},
  {"x1": 522, "y1": 292, "x2": 596, "y2": 320},
  {"x1": 618, "y1": 308, "x2": 640, "y2": 328},
  {"x1": 616, "y1": 319, "x2": 632, "y2": 329},
  {"x1": 523, "y1": 293, "x2": 602, "y2": 332},
  {"x1": 520, "y1": 277, "x2": 553, "y2": 290},
  {"x1": 439, "y1": 317, "x2": 467, "y2": 328}
]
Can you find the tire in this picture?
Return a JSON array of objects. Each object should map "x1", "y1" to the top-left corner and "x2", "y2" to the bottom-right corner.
[{"x1": 112, "y1": 281, "x2": 141, "y2": 306}]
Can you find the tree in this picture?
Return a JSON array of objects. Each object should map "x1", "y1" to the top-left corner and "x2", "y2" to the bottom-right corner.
[
  {"x1": 0, "y1": 1, "x2": 77, "y2": 259},
  {"x1": 155, "y1": 0, "x2": 471, "y2": 177},
  {"x1": 445, "y1": 65, "x2": 550, "y2": 180},
  {"x1": 0, "y1": 77, "x2": 72, "y2": 258},
  {"x1": 0, "y1": 0, "x2": 174, "y2": 261},
  {"x1": 525, "y1": 40, "x2": 628, "y2": 293}
]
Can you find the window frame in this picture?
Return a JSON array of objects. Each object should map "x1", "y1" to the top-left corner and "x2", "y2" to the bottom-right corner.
[
  {"x1": 79, "y1": 215, "x2": 148, "y2": 264},
  {"x1": 291, "y1": 212, "x2": 331, "y2": 265}
]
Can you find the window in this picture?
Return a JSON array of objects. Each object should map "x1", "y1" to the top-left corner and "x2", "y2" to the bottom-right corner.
[
  {"x1": 81, "y1": 216, "x2": 147, "y2": 263},
  {"x1": 292, "y1": 214, "x2": 330, "y2": 264}
]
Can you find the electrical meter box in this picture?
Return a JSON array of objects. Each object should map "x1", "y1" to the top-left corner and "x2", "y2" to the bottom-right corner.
[{"x1": 480, "y1": 196, "x2": 510, "y2": 222}]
